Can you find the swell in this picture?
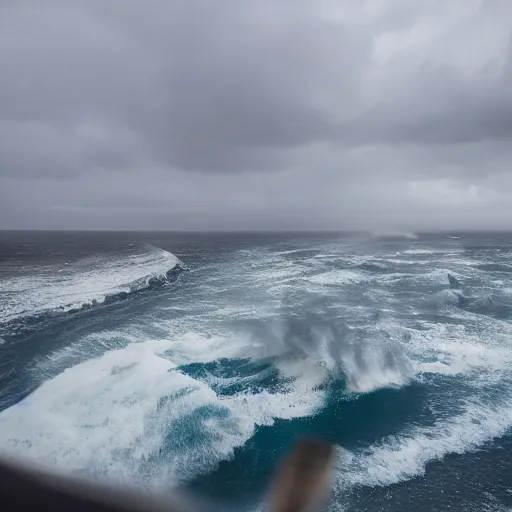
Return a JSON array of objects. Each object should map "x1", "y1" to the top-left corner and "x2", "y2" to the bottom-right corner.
[
  {"x1": 3, "y1": 233, "x2": 512, "y2": 510},
  {"x1": 64, "y1": 264, "x2": 186, "y2": 313},
  {"x1": 0, "y1": 253, "x2": 187, "y2": 340},
  {"x1": 440, "y1": 273, "x2": 512, "y2": 319},
  {"x1": 475, "y1": 263, "x2": 512, "y2": 273}
]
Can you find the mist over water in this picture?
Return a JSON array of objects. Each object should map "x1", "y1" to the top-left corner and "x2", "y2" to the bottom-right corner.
[{"x1": 1, "y1": 231, "x2": 512, "y2": 511}]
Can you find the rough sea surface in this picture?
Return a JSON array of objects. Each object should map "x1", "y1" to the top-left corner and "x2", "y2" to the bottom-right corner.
[{"x1": 1, "y1": 231, "x2": 512, "y2": 512}]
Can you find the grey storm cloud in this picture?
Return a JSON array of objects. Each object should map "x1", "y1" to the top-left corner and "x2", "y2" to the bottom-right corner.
[{"x1": 1, "y1": 0, "x2": 512, "y2": 230}]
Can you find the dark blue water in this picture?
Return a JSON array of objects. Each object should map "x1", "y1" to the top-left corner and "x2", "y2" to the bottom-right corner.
[{"x1": 1, "y1": 231, "x2": 512, "y2": 512}]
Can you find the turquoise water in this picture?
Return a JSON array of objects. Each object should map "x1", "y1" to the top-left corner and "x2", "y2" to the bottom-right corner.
[{"x1": 1, "y1": 231, "x2": 512, "y2": 511}]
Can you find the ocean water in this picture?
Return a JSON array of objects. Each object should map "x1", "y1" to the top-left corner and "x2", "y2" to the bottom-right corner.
[{"x1": 1, "y1": 230, "x2": 512, "y2": 511}]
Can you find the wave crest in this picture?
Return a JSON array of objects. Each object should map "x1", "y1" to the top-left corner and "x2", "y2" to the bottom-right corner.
[
  {"x1": 241, "y1": 314, "x2": 412, "y2": 394},
  {"x1": 0, "y1": 245, "x2": 186, "y2": 336}
]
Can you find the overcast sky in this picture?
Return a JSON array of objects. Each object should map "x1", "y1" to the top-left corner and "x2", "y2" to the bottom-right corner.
[{"x1": 1, "y1": 0, "x2": 512, "y2": 231}]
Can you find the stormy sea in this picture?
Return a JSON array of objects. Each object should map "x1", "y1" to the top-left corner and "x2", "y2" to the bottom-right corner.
[{"x1": 1, "y1": 230, "x2": 512, "y2": 512}]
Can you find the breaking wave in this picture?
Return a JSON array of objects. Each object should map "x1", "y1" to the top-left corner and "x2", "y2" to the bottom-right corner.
[
  {"x1": 237, "y1": 315, "x2": 413, "y2": 394},
  {"x1": 2, "y1": 233, "x2": 512, "y2": 510},
  {"x1": 0, "y1": 246, "x2": 186, "y2": 337},
  {"x1": 0, "y1": 334, "x2": 325, "y2": 487}
]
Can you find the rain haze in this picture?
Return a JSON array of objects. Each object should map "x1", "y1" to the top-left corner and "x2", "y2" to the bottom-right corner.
[{"x1": 1, "y1": 0, "x2": 512, "y2": 231}]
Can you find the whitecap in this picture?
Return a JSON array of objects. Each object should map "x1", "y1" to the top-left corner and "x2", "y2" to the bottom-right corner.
[{"x1": 0, "y1": 337, "x2": 325, "y2": 487}]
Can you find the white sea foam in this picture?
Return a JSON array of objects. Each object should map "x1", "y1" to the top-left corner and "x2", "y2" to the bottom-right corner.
[
  {"x1": 308, "y1": 270, "x2": 365, "y2": 286},
  {"x1": 36, "y1": 329, "x2": 254, "y2": 383},
  {"x1": 404, "y1": 316, "x2": 512, "y2": 390},
  {"x1": 328, "y1": 308, "x2": 512, "y2": 490},
  {"x1": 402, "y1": 248, "x2": 435, "y2": 255},
  {"x1": 339, "y1": 395, "x2": 512, "y2": 489},
  {"x1": 415, "y1": 340, "x2": 512, "y2": 377},
  {"x1": 0, "y1": 336, "x2": 325, "y2": 487},
  {"x1": 0, "y1": 246, "x2": 182, "y2": 324},
  {"x1": 340, "y1": 341, "x2": 412, "y2": 393},
  {"x1": 5, "y1": 234, "x2": 512, "y2": 500}
]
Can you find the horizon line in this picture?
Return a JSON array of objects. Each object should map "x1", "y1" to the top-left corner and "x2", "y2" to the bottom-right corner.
[{"x1": 1, "y1": 228, "x2": 512, "y2": 234}]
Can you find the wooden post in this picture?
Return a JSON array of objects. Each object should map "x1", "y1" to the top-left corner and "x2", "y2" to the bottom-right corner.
[{"x1": 268, "y1": 437, "x2": 336, "y2": 512}]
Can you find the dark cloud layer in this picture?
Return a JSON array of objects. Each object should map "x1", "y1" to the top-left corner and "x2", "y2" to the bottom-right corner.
[{"x1": 1, "y1": 0, "x2": 512, "y2": 230}]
